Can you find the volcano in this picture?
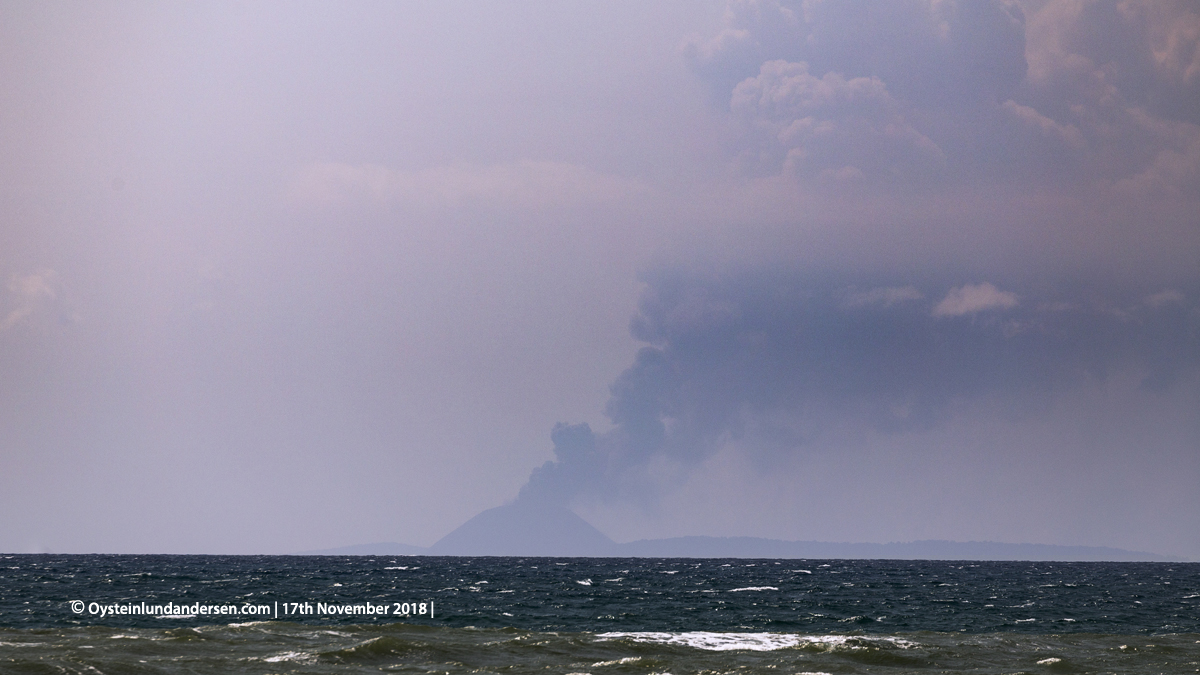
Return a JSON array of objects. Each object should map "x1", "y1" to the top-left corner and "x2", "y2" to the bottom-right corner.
[{"x1": 428, "y1": 501, "x2": 615, "y2": 556}]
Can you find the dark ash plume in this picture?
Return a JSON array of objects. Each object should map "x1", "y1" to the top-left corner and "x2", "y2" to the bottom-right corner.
[{"x1": 516, "y1": 268, "x2": 1200, "y2": 507}]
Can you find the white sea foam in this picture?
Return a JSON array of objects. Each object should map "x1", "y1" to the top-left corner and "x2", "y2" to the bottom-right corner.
[
  {"x1": 591, "y1": 656, "x2": 642, "y2": 666},
  {"x1": 597, "y1": 631, "x2": 800, "y2": 651},
  {"x1": 385, "y1": 566, "x2": 409, "y2": 570},
  {"x1": 596, "y1": 632, "x2": 918, "y2": 652},
  {"x1": 577, "y1": 579, "x2": 593, "y2": 586},
  {"x1": 1037, "y1": 657, "x2": 1062, "y2": 664},
  {"x1": 263, "y1": 650, "x2": 315, "y2": 664},
  {"x1": 729, "y1": 587, "x2": 778, "y2": 592}
]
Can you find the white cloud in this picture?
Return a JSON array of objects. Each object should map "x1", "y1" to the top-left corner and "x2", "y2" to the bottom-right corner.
[
  {"x1": 733, "y1": 59, "x2": 894, "y2": 117},
  {"x1": 291, "y1": 160, "x2": 644, "y2": 211},
  {"x1": 1114, "y1": 132, "x2": 1200, "y2": 196},
  {"x1": 1002, "y1": 100, "x2": 1086, "y2": 149},
  {"x1": 731, "y1": 60, "x2": 944, "y2": 177},
  {"x1": 933, "y1": 282, "x2": 1019, "y2": 317}
]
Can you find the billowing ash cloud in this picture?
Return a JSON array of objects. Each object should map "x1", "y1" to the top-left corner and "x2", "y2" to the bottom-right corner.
[
  {"x1": 685, "y1": 0, "x2": 1200, "y2": 192},
  {"x1": 519, "y1": 269, "x2": 1200, "y2": 507}
]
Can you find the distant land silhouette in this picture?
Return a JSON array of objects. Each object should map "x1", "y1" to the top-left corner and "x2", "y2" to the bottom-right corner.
[{"x1": 298, "y1": 504, "x2": 1184, "y2": 561}]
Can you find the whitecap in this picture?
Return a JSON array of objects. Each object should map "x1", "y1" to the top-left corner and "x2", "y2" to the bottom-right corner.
[
  {"x1": 837, "y1": 616, "x2": 871, "y2": 623},
  {"x1": 264, "y1": 650, "x2": 315, "y2": 664},
  {"x1": 1037, "y1": 657, "x2": 1062, "y2": 664},
  {"x1": 591, "y1": 656, "x2": 642, "y2": 667},
  {"x1": 729, "y1": 586, "x2": 778, "y2": 592},
  {"x1": 577, "y1": 579, "x2": 593, "y2": 586},
  {"x1": 596, "y1": 632, "x2": 917, "y2": 652},
  {"x1": 597, "y1": 632, "x2": 801, "y2": 651}
]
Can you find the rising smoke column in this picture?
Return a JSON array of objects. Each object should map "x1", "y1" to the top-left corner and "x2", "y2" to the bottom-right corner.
[{"x1": 517, "y1": 269, "x2": 1200, "y2": 508}]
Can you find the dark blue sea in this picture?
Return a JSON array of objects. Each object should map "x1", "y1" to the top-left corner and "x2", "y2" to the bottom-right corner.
[{"x1": 1, "y1": 555, "x2": 1198, "y2": 673}]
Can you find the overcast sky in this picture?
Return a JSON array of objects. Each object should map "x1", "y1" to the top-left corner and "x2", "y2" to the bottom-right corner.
[{"x1": 2, "y1": 0, "x2": 1198, "y2": 558}]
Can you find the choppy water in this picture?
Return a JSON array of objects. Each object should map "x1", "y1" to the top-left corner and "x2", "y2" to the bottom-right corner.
[{"x1": 2, "y1": 555, "x2": 1198, "y2": 674}]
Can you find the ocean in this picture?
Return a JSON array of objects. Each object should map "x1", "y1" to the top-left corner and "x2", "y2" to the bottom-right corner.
[{"x1": 1, "y1": 554, "x2": 1197, "y2": 674}]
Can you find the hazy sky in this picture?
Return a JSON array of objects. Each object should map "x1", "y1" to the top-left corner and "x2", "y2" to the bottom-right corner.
[{"x1": 2, "y1": 0, "x2": 1198, "y2": 557}]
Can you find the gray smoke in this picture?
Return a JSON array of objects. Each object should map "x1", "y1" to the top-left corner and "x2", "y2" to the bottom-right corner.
[
  {"x1": 518, "y1": 268, "x2": 1200, "y2": 507},
  {"x1": 511, "y1": 1, "x2": 1200, "y2": 513}
]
